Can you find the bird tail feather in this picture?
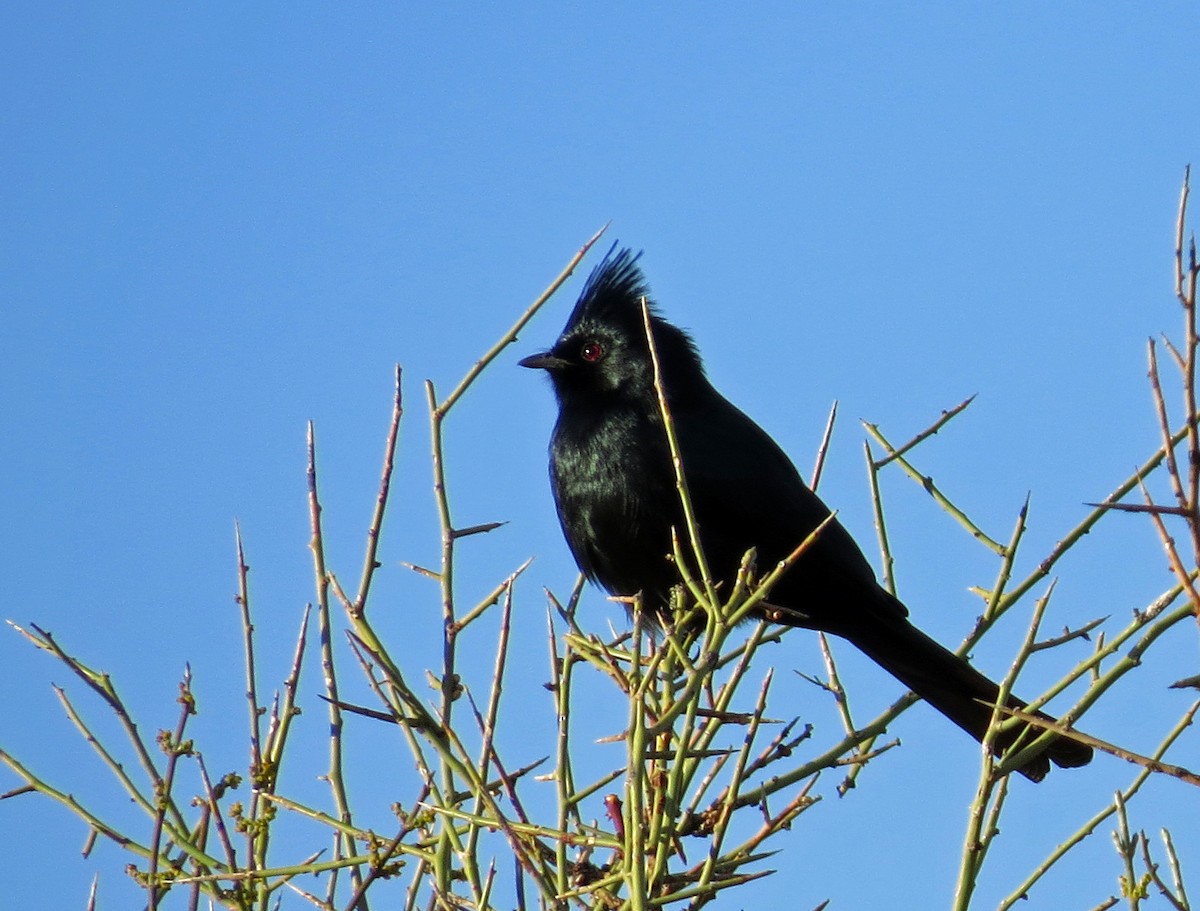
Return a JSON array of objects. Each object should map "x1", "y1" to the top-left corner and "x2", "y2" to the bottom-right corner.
[{"x1": 848, "y1": 617, "x2": 1093, "y2": 782}]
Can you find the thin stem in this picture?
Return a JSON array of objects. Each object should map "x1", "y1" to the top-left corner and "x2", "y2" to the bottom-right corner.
[
  {"x1": 353, "y1": 365, "x2": 403, "y2": 617},
  {"x1": 640, "y1": 297, "x2": 718, "y2": 606},
  {"x1": 306, "y1": 422, "x2": 362, "y2": 902},
  {"x1": 810, "y1": 400, "x2": 838, "y2": 491},
  {"x1": 436, "y1": 224, "x2": 609, "y2": 417}
]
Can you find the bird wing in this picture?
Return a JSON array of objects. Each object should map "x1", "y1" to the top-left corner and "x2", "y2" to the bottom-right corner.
[{"x1": 671, "y1": 391, "x2": 907, "y2": 631}]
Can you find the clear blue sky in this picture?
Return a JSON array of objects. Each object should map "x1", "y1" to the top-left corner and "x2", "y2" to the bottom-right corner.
[{"x1": 3, "y1": 5, "x2": 1199, "y2": 909}]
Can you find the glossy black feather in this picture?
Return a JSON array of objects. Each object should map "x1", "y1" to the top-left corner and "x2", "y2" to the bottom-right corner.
[{"x1": 521, "y1": 247, "x2": 1092, "y2": 781}]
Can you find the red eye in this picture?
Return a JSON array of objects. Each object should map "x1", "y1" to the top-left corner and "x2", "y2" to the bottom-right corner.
[{"x1": 580, "y1": 341, "x2": 604, "y2": 362}]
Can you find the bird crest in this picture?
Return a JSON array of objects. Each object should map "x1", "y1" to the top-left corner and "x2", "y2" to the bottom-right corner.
[{"x1": 558, "y1": 244, "x2": 702, "y2": 375}]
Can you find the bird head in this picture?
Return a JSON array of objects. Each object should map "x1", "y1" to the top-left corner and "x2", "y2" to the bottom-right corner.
[{"x1": 519, "y1": 246, "x2": 706, "y2": 405}]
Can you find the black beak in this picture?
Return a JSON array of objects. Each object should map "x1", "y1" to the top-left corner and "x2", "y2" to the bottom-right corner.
[{"x1": 519, "y1": 352, "x2": 569, "y2": 371}]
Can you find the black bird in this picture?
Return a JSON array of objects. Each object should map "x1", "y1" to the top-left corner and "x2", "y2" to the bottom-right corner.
[{"x1": 520, "y1": 247, "x2": 1092, "y2": 781}]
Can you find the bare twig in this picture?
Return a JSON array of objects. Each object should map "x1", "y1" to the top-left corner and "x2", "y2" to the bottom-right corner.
[{"x1": 810, "y1": 400, "x2": 838, "y2": 491}]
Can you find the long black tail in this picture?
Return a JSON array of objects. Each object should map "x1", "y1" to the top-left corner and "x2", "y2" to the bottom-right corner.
[{"x1": 848, "y1": 616, "x2": 1093, "y2": 781}]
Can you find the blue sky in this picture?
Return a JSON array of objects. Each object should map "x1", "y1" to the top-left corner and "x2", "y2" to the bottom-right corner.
[{"x1": 3, "y1": 5, "x2": 1199, "y2": 909}]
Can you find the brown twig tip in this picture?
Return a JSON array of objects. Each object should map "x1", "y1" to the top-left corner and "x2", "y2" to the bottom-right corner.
[
  {"x1": 450, "y1": 521, "x2": 508, "y2": 539},
  {"x1": 604, "y1": 793, "x2": 625, "y2": 840},
  {"x1": 871, "y1": 393, "x2": 977, "y2": 468},
  {"x1": 1029, "y1": 616, "x2": 1108, "y2": 652},
  {"x1": 995, "y1": 706, "x2": 1200, "y2": 787},
  {"x1": 1083, "y1": 501, "x2": 1193, "y2": 518},
  {"x1": 810, "y1": 400, "x2": 838, "y2": 491},
  {"x1": 319, "y1": 694, "x2": 400, "y2": 724}
]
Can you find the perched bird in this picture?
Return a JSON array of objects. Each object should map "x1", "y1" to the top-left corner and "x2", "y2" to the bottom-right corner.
[{"x1": 520, "y1": 246, "x2": 1092, "y2": 781}]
